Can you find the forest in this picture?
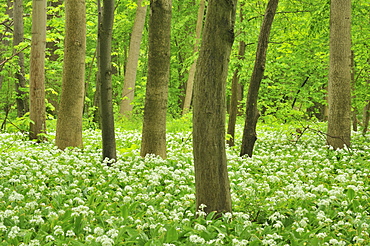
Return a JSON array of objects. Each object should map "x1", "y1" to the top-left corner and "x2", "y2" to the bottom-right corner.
[{"x1": 0, "y1": 0, "x2": 370, "y2": 245}]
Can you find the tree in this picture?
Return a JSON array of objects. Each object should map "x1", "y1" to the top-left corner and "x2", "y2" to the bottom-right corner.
[
  {"x1": 13, "y1": 0, "x2": 28, "y2": 117},
  {"x1": 181, "y1": 0, "x2": 205, "y2": 115},
  {"x1": 227, "y1": 4, "x2": 245, "y2": 147},
  {"x1": 240, "y1": 0, "x2": 279, "y2": 157},
  {"x1": 326, "y1": 0, "x2": 351, "y2": 149},
  {"x1": 55, "y1": 0, "x2": 86, "y2": 149},
  {"x1": 99, "y1": 0, "x2": 117, "y2": 162},
  {"x1": 140, "y1": 0, "x2": 172, "y2": 159},
  {"x1": 192, "y1": 0, "x2": 236, "y2": 215},
  {"x1": 29, "y1": 0, "x2": 46, "y2": 140},
  {"x1": 119, "y1": 0, "x2": 147, "y2": 117}
]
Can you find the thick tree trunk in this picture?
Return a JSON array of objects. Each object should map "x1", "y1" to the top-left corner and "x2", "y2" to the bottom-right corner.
[
  {"x1": 326, "y1": 0, "x2": 351, "y2": 149},
  {"x1": 240, "y1": 0, "x2": 279, "y2": 157},
  {"x1": 193, "y1": 0, "x2": 236, "y2": 215},
  {"x1": 29, "y1": 0, "x2": 46, "y2": 140},
  {"x1": 181, "y1": 0, "x2": 205, "y2": 115},
  {"x1": 99, "y1": 0, "x2": 117, "y2": 162},
  {"x1": 13, "y1": 0, "x2": 28, "y2": 117},
  {"x1": 119, "y1": 0, "x2": 147, "y2": 117},
  {"x1": 140, "y1": 0, "x2": 172, "y2": 159},
  {"x1": 56, "y1": 0, "x2": 86, "y2": 149}
]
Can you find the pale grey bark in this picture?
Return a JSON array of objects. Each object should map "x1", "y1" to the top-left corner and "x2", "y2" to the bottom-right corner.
[{"x1": 326, "y1": 0, "x2": 352, "y2": 149}]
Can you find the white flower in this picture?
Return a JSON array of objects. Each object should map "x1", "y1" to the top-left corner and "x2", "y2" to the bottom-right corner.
[
  {"x1": 94, "y1": 227, "x2": 105, "y2": 235},
  {"x1": 8, "y1": 191, "x2": 24, "y2": 201},
  {"x1": 106, "y1": 229, "x2": 119, "y2": 238},
  {"x1": 66, "y1": 230, "x2": 75, "y2": 237},
  {"x1": 8, "y1": 226, "x2": 20, "y2": 239},
  {"x1": 53, "y1": 225, "x2": 64, "y2": 236},
  {"x1": 85, "y1": 234, "x2": 95, "y2": 242},
  {"x1": 316, "y1": 232, "x2": 327, "y2": 239},
  {"x1": 189, "y1": 235, "x2": 206, "y2": 244},
  {"x1": 96, "y1": 235, "x2": 114, "y2": 246},
  {"x1": 296, "y1": 227, "x2": 304, "y2": 233},
  {"x1": 194, "y1": 223, "x2": 206, "y2": 231},
  {"x1": 45, "y1": 235, "x2": 55, "y2": 242}
]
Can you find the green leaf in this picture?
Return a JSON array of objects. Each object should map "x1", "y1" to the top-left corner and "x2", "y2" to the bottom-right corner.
[
  {"x1": 346, "y1": 188, "x2": 355, "y2": 200},
  {"x1": 165, "y1": 226, "x2": 178, "y2": 243}
]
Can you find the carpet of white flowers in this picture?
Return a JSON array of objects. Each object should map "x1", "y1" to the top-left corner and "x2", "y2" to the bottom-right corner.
[{"x1": 0, "y1": 124, "x2": 369, "y2": 246}]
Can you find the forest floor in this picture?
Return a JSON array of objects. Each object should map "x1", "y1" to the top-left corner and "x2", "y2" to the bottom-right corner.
[{"x1": 0, "y1": 122, "x2": 369, "y2": 245}]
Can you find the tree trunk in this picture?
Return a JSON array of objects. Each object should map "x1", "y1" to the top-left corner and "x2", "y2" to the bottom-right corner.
[
  {"x1": 13, "y1": 0, "x2": 28, "y2": 117},
  {"x1": 326, "y1": 0, "x2": 351, "y2": 149},
  {"x1": 350, "y1": 50, "x2": 358, "y2": 131},
  {"x1": 193, "y1": 0, "x2": 236, "y2": 215},
  {"x1": 363, "y1": 101, "x2": 370, "y2": 136},
  {"x1": 99, "y1": 0, "x2": 117, "y2": 162},
  {"x1": 240, "y1": 0, "x2": 279, "y2": 157},
  {"x1": 119, "y1": 0, "x2": 147, "y2": 117},
  {"x1": 29, "y1": 0, "x2": 46, "y2": 140},
  {"x1": 181, "y1": 0, "x2": 205, "y2": 115},
  {"x1": 227, "y1": 5, "x2": 245, "y2": 147},
  {"x1": 140, "y1": 0, "x2": 172, "y2": 159},
  {"x1": 56, "y1": 0, "x2": 86, "y2": 149},
  {"x1": 92, "y1": 0, "x2": 102, "y2": 127}
]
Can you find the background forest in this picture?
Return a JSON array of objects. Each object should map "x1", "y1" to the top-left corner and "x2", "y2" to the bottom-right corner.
[{"x1": 0, "y1": 0, "x2": 368, "y2": 127}]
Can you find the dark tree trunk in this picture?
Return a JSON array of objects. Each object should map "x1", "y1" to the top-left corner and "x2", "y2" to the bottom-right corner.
[
  {"x1": 99, "y1": 0, "x2": 117, "y2": 162},
  {"x1": 240, "y1": 0, "x2": 279, "y2": 157}
]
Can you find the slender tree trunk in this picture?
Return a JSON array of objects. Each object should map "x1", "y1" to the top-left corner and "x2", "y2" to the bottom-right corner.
[
  {"x1": 119, "y1": 0, "x2": 147, "y2": 117},
  {"x1": 326, "y1": 0, "x2": 351, "y2": 149},
  {"x1": 13, "y1": 0, "x2": 28, "y2": 117},
  {"x1": 92, "y1": 0, "x2": 102, "y2": 127},
  {"x1": 363, "y1": 101, "x2": 370, "y2": 136},
  {"x1": 29, "y1": 0, "x2": 46, "y2": 140},
  {"x1": 363, "y1": 58, "x2": 370, "y2": 136},
  {"x1": 227, "y1": 5, "x2": 245, "y2": 147},
  {"x1": 0, "y1": 0, "x2": 12, "y2": 90},
  {"x1": 351, "y1": 51, "x2": 358, "y2": 131},
  {"x1": 56, "y1": 0, "x2": 86, "y2": 149},
  {"x1": 193, "y1": 0, "x2": 236, "y2": 215},
  {"x1": 181, "y1": 0, "x2": 205, "y2": 115},
  {"x1": 99, "y1": 0, "x2": 117, "y2": 162},
  {"x1": 240, "y1": 0, "x2": 279, "y2": 157},
  {"x1": 140, "y1": 0, "x2": 172, "y2": 159}
]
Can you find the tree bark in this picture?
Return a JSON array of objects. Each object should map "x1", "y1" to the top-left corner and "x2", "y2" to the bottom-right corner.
[
  {"x1": 350, "y1": 50, "x2": 358, "y2": 131},
  {"x1": 56, "y1": 0, "x2": 86, "y2": 149},
  {"x1": 92, "y1": 0, "x2": 102, "y2": 127},
  {"x1": 326, "y1": 0, "x2": 351, "y2": 149},
  {"x1": 13, "y1": 0, "x2": 28, "y2": 117},
  {"x1": 227, "y1": 5, "x2": 245, "y2": 147},
  {"x1": 240, "y1": 0, "x2": 279, "y2": 157},
  {"x1": 193, "y1": 0, "x2": 236, "y2": 215},
  {"x1": 119, "y1": 0, "x2": 147, "y2": 117},
  {"x1": 140, "y1": 0, "x2": 172, "y2": 159},
  {"x1": 29, "y1": 0, "x2": 46, "y2": 140},
  {"x1": 99, "y1": 0, "x2": 117, "y2": 162},
  {"x1": 181, "y1": 0, "x2": 205, "y2": 115},
  {"x1": 363, "y1": 101, "x2": 370, "y2": 136}
]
